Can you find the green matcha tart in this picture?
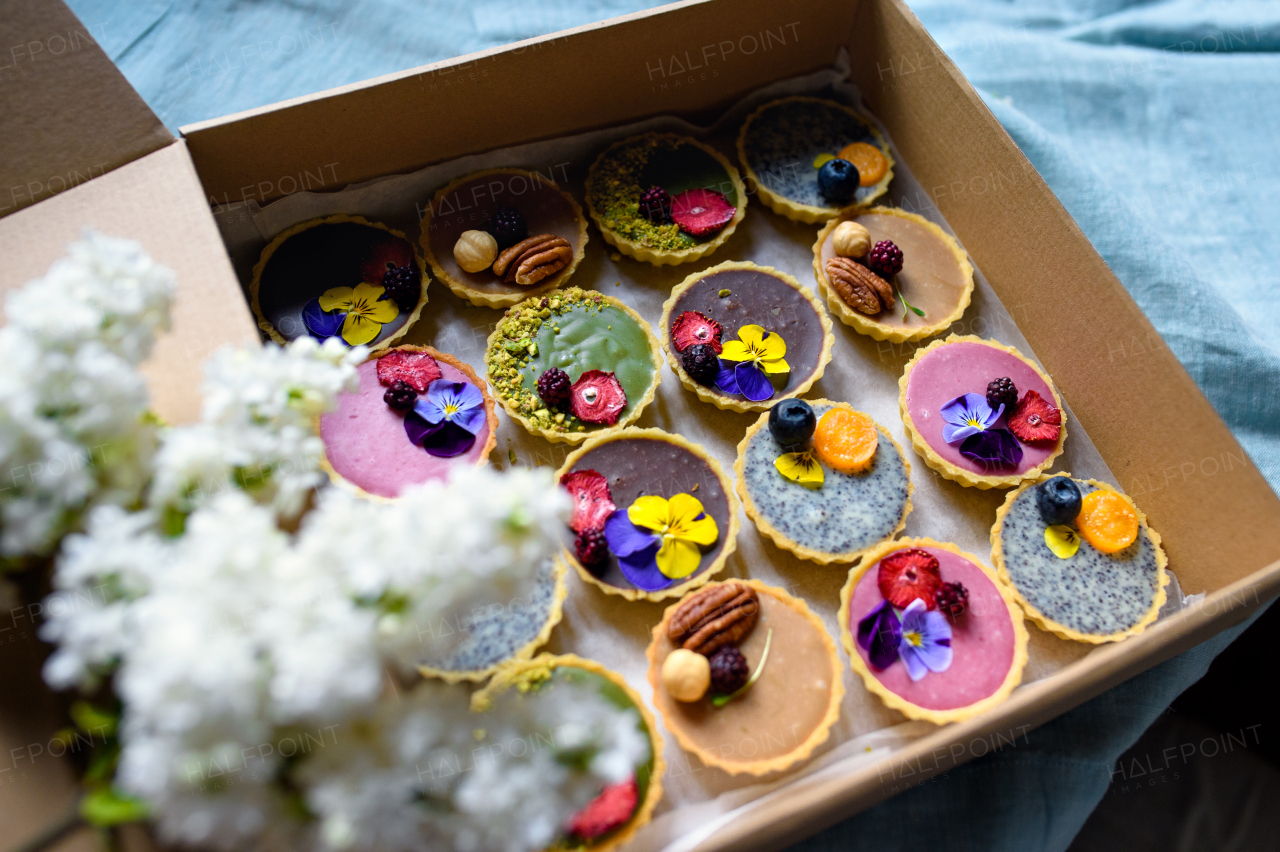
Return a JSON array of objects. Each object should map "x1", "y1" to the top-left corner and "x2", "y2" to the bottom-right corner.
[{"x1": 485, "y1": 287, "x2": 663, "y2": 443}]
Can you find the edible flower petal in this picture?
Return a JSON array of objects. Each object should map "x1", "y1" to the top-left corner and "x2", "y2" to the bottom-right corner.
[
  {"x1": 959, "y1": 427, "x2": 1023, "y2": 468},
  {"x1": 897, "y1": 599, "x2": 953, "y2": 682},
  {"x1": 719, "y1": 325, "x2": 789, "y2": 373},
  {"x1": 603, "y1": 510, "x2": 667, "y2": 590},
  {"x1": 940, "y1": 392, "x2": 1003, "y2": 444},
  {"x1": 775, "y1": 451, "x2": 824, "y2": 488},
  {"x1": 319, "y1": 282, "x2": 400, "y2": 346},
  {"x1": 614, "y1": 494, "x2": 720, "y2": 582},
  {"x1": 856, "y1": 599, "x2": 901, "y2": 670},
  {"x1": 1045, "y1": 524, "x2": 1081, "y2": 559},
  {"x1": 302, "y1": 297, "x2": 346, "y2": 341},
  {"x1": 417, "y1": 380, "x2": 486, "y2": 435}
]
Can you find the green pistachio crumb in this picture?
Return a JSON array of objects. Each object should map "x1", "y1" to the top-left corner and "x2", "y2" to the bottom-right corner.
[{"x1": 719, "y1": 289, "x2": 732, "y2": 297}]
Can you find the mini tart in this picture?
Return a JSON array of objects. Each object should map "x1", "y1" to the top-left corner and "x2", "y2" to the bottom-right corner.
[
  {"x1": 250, "y1": 215, "x2": 429, "y2": 350},
  {"x1": 646, "y1": 579, "x2": 844, "y2": 776},
  {"x1": 899, "y1": 335, "x2": 1067, "y2": 489},
  {"x1": 838, "y1": 538, "x2": 1029, "y2": 725},
  {"x1": 420, "y1": 168, "x2": 588, "y2": 308},
  {"x1": 813, "y1": 207, "x2": 974, "y2": 342},
  {"x1": 737, "y1": 96, "x2": 894, "y2": 224},
  {"x1": 556, "y1": 428, "x2": 739, "y2": 601},
  {"x1": 991, "y1": 474, "x2": 1169, "y2": 644},
  {"x1": 417, "y1": 558, "x2": 566, "y2": 683},
  {"x1": 486, "y1": 288, "x2": 662, "y2": 444},
  {"x1": 735, "y1": 401, "x2": 912, "y2": 565},
  {"x1": 660, "y1": 261, "x2": 833, "y2": 413},
  {"x1": 585, "y1": 133, "x2": 747, "y2": 266},
  {"x1": 318, "y1": 345, "x2": 498, "y2": 501},
  {"x1": 472, "y1": 654, "x2": 664, "y2": 852}
]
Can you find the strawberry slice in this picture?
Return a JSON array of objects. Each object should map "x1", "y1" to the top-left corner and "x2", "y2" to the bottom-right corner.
[
  {"x1": 670, "y1": 310, "x2": 723, "y2": 353},
  {"x1": 670, "y1": 189, "x2": 735, "y2": 237},
  {"x1": 565, "y1": 776, "x2": 639, "y2": 842},
  {"x1": 561, "y1": 469, "x2": 616, "y2": 533},
  {"x1": 569, "y1": 371, "x2": 627, "y2": 425},
  {"x1": 376, "y1": 350, "x2": 442, "y2": 392},
  {"x1": 1007, "y1": 390, "x2": 1062, "y2": 444},
  {"x1": 877, "y1": 549, "x2": 942, "y2": 610}
]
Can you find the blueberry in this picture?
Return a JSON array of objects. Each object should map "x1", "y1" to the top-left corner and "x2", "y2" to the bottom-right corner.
[
  {"x1": 768, "y1": 399, "x2": 816, "y2": 450},
  {"x1": 817, "y1": 158, "x2": 860, "y2": 205},
  {"x1": 1036, "y1": 477, "x2": 1082, "y2": 526}
]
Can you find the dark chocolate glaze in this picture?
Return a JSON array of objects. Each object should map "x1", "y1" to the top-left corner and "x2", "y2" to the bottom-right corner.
[
  {"x1": 569, "y1": 436, "x2": 730, "y2": 591},
  {"x1": 668, "y1": 268, "x2": 825, "y2": 395},
  {"x1": 256, "y1": 221, "x2": 418, "y2": 345}
]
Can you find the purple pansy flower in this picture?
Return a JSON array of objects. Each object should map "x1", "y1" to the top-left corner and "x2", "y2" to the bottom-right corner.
[
  {"x1": 856, "y1": 599, "x2": 902, "y2": 670},
  {"x1": 403, "y1": 380, "x2": 485, "y2": 458},
  {"x1": 301, "y1": 297, "x2": 346, "y2": 342},
  {"x1": 897, "y1": 599, "x2": 953, "y2": 681},
  {"x1": 602, "y1": 510, "x2": 668, "y2": 591},
  {"x1": 959, "y1": 427, "x2": 1023, "y2": 468},
  {"x1": 939, "y1": 393, "x2": 1003, "y2": 444}
]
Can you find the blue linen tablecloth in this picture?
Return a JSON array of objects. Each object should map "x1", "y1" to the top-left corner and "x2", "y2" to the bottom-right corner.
[{"x1": 67, "y1": 0, "x2": 1280, "y2": 848}]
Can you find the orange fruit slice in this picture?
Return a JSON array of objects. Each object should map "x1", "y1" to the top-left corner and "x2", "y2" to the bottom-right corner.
[
  {"x1": 1077, "y1": 490, "x2": 1139, "y2": 554},
  {"x1": 837, "y1": 142, "x2": 889, "y2": 187},
  {"x1": 812, "y1": 408, "x2": 878, "y2": 473}
]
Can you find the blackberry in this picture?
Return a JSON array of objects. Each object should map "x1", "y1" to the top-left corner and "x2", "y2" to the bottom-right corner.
[
  {"x1": 986, "y1": 377, "x2": 1018, "y2": 412},
  {"x1": 381, "y1": 264, "x2": 421, "y2": 312},
  {"x1": 708, "y1": 646, "x2": 749, "y2": 695},
  {"x1": 637, "y1": 186, "x2": 672, "y2": 224},
  {"x1": 383, "y1": 380, "x2": 417, "y2": 412},
  {"x1": 536, "y1": 368, "x2": 572, "y2": 409},
  {"x1": 867, "y1": 240, "x2": 904, "y2": 278},
  {"x1": 935, "y1": 581, "x2": 969, "y2": 617},
  {"x1": 680, "y1": 343, "x2": 720, "y2": 386},
  {"x1": 483, "y1": 206, "x2": 528, "y2": 249},
  {"x1": 575, "y1": 528, "x2": 609, "y2": 573}
]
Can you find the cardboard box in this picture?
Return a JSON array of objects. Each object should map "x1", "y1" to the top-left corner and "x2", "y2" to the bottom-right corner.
[{"x1": 4, "y1": 0, "x2": 1280, "y2": 850}]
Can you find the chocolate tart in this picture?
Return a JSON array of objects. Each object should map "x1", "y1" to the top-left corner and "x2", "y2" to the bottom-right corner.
[
  {"x1": 813, "y1": 207, "x2": 974, "y2": 342},
  {"x1": 838, "y1": 538, "x2": 1029, "y2": 724},
  {"x1": 555, "y1": 428, "x2": 739, "y2": 601},
  {"x1": 737, "y1": 96, "x2": 894, "y2": 224},
  {"x1": 992, "y1": 474, "x2": 1169, "y2": 643},
  {"x1": 646, "y1": 580, "x2": 844, "y2": 776},
  {"x1": 899, "y1": 335, "x2": 1067, "y2": 489},
  {"x1": 250, "y1": 215, "x2": 428, "y2": 350},
  {"x1": 472, "y1": 654, "x2": 664, "y2": 852},
  {"x1": 420, "y1": 168, "x2": 588, "y2": 308},
  {"x1": 486, "y1": 288, "x2": 662, "y2": 444},
  {"x1": 660, "y1": 261, "x2": 833, "y2": 413},
  {"x1": 735, "y1": 401, "x2": 912, "y2": 565},
  {"x1": 417, "y1": 559, "x2": 566, "y2": 683},
  {"x1": 585, "y1": 133, "x2": 747, "y2": 266},
  {"x1": 317, "y1": 345, "x2": 498, "y2": 501}
]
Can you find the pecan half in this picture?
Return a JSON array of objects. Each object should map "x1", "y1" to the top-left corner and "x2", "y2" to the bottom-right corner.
[
  {"x1": 492, "y1": 234, "x2": 572, "y2": 286},
  {"x1": 825, "y1": 256, "x2": 895, "y2": 316},
  {"x1": 667, "y1": 582, "x2": 760, "y2": 656}
]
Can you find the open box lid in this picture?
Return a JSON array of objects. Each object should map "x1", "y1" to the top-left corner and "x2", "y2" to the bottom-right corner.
[{"x1": 0, "y1": 0, "x2": 259, "y2": 425}]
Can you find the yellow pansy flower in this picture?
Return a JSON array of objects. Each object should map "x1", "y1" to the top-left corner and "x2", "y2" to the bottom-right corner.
[
  {"x1": 774, "y1": 451, "x2": 824, "y2": 489},
  {"x1": 627, "y1": 493, "x2": 719, "y2": 580},
  {"x1": 318, "y1": 281, "x2": 400, "y2": 346},
  {"x1": 719, "y1": 324, "x2": 789, "y2": 375}
]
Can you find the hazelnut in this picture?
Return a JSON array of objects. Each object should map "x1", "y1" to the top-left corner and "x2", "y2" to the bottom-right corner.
[
  {"x1": 832, "y1": 221, "x2": 872, "y2": 258},
  {"x1": 454, "y1": 230, "x2": 498, "y2": 273},
  {"x1": 661, "y1": 648, "x2": 710, "y2": 703}
]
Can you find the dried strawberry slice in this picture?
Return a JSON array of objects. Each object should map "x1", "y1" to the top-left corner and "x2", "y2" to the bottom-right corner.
[
  {"x1": 1007, "y1": 390, "x2": 1062, "y2": 444},
  {"x1": 376, "y1": 349, "x2": 442, "y2": 392},
  {"x1": 565, "y1": 776, "x2": 639, "y2": 842},
  {"x1": 569, "y1": 370, "x2": 627, "y2": 425},
  {"x1": 560, "y1": 469, "x2": 615, "y2": 533},
  {"x1": 360, "y1": 238, "x2": 415, "y2": 285},
  {"x1": 877, "y1": 548, "x2": 942, "y2": 610},
  {"x1": 670, "y1": 188, "x2": 735, "y2": 237},
  {"x1": 670, "y1": 310, "x2": 723, "y2": 353}
]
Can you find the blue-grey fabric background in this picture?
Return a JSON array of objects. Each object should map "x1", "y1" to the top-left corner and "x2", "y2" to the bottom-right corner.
[{"x1": 67, "y1": 0, "x2": 1280, "y2": 848}]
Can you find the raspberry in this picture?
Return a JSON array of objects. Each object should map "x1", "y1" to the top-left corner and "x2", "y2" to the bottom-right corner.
[
  {"x1": 483, "y1": 206, "x2": 528, "y2": 249},
  {"x1": 536, "y1": 368, "x2": 571, "y2": 409},
  {"x1": 380, "y1": 264, "x2": 421, "y2": 312},
  {"x1": 637, "y1": 186, "x2": 672, "y2": 224},
  {"x1": 569, "y1": 370, "x2": 627, "y2": 425},
  {"x1": 376, "y1": 349, "x2": 441, "y2": 392},
  {"x1": 877, "y1": 548, "x2": 942, "y2": 610},
  {"x1": 708, "y1": 646, "x2": 749, "y2": 695},
  {"x1": 1008, "y1": 390, "x2": 1062, "y2": 443},
  {"x1": 382, "y1": 380, "x2": 416, "y2": 411},
  {"x1": 670, "y1": 310, "x2": 722, "y2": 353},
  {"x1": 680, "y1": 343, "x2": 721, "y2": 386},
  {"x1": 986, "y1": 377, "x2": 1018, "y2": 413},
  {"x1": 575, "y1": 528, "x2": 610, "y2": 573},
  {"x1": 560, "y1": 469, "x2": 615, "y2": 533},
  {"x1": 670, "y1": 189, "x2": 735, "y2": 237},
  {"x1": 565, "y1": 777, "x2": 638, "y2": 841},
  {"x1": 935, "y1": 581, "x2": 969, "y2": 617},
  {"x1": 866, "y1": 240, "x2": 904, "y2": 278}
]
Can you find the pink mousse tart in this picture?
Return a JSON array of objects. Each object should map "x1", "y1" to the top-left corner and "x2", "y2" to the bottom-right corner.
[
  {"x1": 898, "y1": 335, "x2": 1067, "y2": 489},
  {"x1": 318, "y1": 345, "x2": 498, "y2": 500},
  {"x1": 838, "y1": 537, "x2": 1028, "y2": 724}
]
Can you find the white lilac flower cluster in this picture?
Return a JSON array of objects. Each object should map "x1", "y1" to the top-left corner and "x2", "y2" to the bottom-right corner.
[
  {"x1": 28, "y1": 235, "x2": 637, "y2": 852},
  {"x1": 0, "y1": 231, "x2": 173, "y2": 561}
]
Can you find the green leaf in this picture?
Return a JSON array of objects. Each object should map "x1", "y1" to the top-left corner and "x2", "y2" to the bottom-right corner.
[
  {"x1": 712, "y1": 629, "x2": 773, "y2": 708},
  {"x1": 70, "y1": 701, "x2": 118, "y2": 737},
  {"x1": 898, "y1": 287, "x2": 926, "y2": 321},
  {"x1": 80, "y1": 788, "x2": 148, "y2": 827}
]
